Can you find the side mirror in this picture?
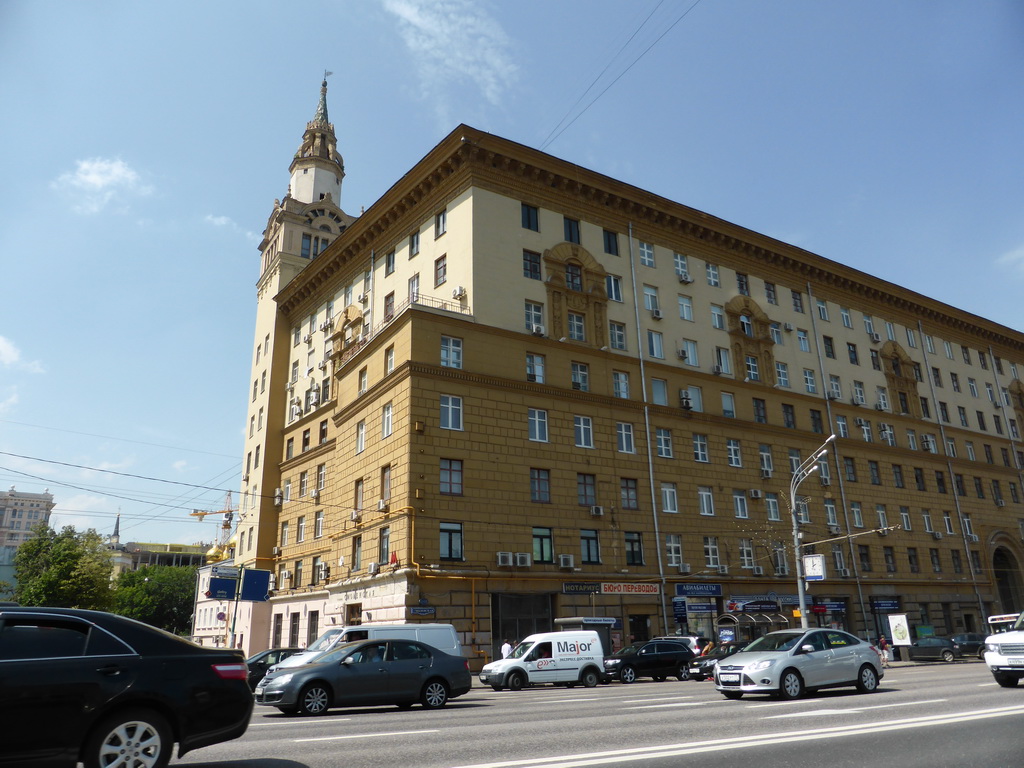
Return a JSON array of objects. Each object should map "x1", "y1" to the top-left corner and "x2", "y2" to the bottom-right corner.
[
  {"x1": 800, "y1": 644, "x2": 816, "y2": 654},
  {"x1": 343, "y1": 656, "x2": 356, "y2": 665}
]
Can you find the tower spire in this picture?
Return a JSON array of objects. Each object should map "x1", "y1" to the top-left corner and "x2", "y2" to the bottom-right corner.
[{"x1": 289, "y1": 74, "x2": 345, "y2": 204}]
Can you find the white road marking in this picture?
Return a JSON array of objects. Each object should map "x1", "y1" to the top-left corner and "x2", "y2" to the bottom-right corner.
[
  {"x1": 251, "y1": 717, "x2": 352, "y2": 727},
  {"x1": 621, "y1": 695, "x2": 695, "y2": 703},
  {"x1": 761, "y1": 700, "x2": 942, "y2": 720},
  {"x1": 448, "y1": 704, "x2": 1024, "y2": 768},
  {"x1": 295, "y1": 728, "x2": 439, "y2": 743}
]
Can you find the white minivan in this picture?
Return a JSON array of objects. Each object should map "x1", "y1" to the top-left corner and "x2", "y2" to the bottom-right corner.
[
  {"x1": 272, "y1": 623, "x2": 461, "y2": 670},
  {"x1": 479, "y1": 631, "x2": 604, "y2": 690}
]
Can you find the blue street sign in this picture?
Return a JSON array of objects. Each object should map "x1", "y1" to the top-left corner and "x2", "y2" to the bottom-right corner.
[
  {"x1": 240, "y1": 569, "x2": 272, "y2": 602},
  {"x1": 207, "y1": 577, "x2": 237, "y2": 601}
]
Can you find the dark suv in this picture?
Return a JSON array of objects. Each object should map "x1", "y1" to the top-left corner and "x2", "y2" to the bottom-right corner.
[{"x1": 603, "y1": 639, "x2": 695, "y2": 683}]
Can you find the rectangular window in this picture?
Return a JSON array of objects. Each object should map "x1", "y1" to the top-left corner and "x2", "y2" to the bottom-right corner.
[
  {"x1": 574, "y1": 415, "x2": 594, "y2": 448},
  {"x1": 656, "y1": 428, "x2": 673, "y2": 458},
  {"x1": 733, "y1": 490, "x2": 749, "y2": 519},
  {"x1": 434, "y1": 254, "x2": 447, "y2": 286},
  {"x1": 766, "y1": 493, "x2": 781, "y2": 521},
  {"x1": 522, "y1": 203, "x2": 539, "y2": 231},
  {"x1": 678, "y1": 294, "x2": 693, "y2": 321},
  {"x1": 526, "y1": 353, "x2": 545, "y2": 383},
  {"x1": 440, "y1": 336, "x2": 463, "y2": 368},
  {"x1": 706, "y1": 263, "x2": 720, "y2": 286},
  {"x1": 703, "y1": 536, "x2": 720, "y2": 568},
  {"x1": 625, "y1": 532, "x2": 644, "y2": 565},
  {"x1": 603, "y1": 229, "x2": 619, "y2": 255},
  {"x1": 525, "y1": 301, "x2": 544, "y2": 331},
  {"x1": 711, "y1": 304, "x2": 725, "y2": 329},
  {"x1": 693, "y1": 433, "x2": 709, "y2": 462},
  {"x1": 609, "y1": 321, "x2": 626, "y2": 350},
  {"x1": 737, "y1": 273, "x2": 750, "y2": 296},
  {"x1": 661, "y1": 482, "x2": 678, "y2": 513},
  {"x1": 727, "y1": 438, "x2": 742, "y2": 467},
  {"x1": 620, "y1": 479, "x2": 639, "y2": 510},
  {"x1": 639, "y1": 241, "x2": 655, "y2": 267},
  {"x1": 528, "y1": 408, "x2": 548, "y2": 442},
  {"x1": 440, "y1": 395, "x2": 463, "y2": 430},
  {"x1": 698, "y1": 486, "x2": 715, "y2": 516},
  {"x1": 568, "y1": 312, "x2": 586, "y2": 341},
  {"x1": 523, "y1": 250, "x2": 542, "y2": 280},
  {"x1": 647, "y1": 330, "x2": 664, "y2": 358},
  {"x1": 581, "y1": 529, "x2": 601, "y2": 564},
  {"x1": 378, "y1": 526, "x2": 391, "y2": 565},
  {"x1": 616, "y1": 422, "x2": 635, "y2": 454},
  {"x1": 577, "y1": 473, "x2": 597, "y2": 506},
  {"x1": 666, "y1": 534, "x2": 683, "y2": 568},
  {"x1": 533, "y1": 527, "x2": 554, "y2": 563},
  {"x1": 765, "y1": 282, "x2": 777, "y2": 304},
  {"x1": 530, "y1": 468, "x2": 551, "y2": 503},
  {"x1": 792, "y1": 290, "x2": 804, "y2": 313},
  {"x1": 409, "y1": 231, "x2": 420, "y2": 256},
  {"x1": 571, "y1": 361, "x2": 590, "y2": 391},
  {"x1": 564, "y1": 216, "x2": 580, "y2": 244},
  {"x1": 816, "y1": 299, "x2": 829, "y2": 321},
  {"x1": 440, "y1": 522, "x2": 463, "y2": 560},
  {"x1": 440, "y1": 459, "x2": 463, "y2": 495},
  {"x1": 605, "y1": 275, "x2": 623, "y2": 301}
]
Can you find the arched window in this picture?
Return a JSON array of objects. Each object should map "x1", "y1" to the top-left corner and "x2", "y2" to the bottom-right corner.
[{"x1": 740, "y1": 314, "x2": 754, "y2": 337}]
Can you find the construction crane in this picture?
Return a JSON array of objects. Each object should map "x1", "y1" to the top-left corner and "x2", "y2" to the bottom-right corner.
[{"x1": 190, "y1": 492, "x2": 236, "y2": 563}]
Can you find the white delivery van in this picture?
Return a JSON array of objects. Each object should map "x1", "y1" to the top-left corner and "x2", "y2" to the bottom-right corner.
[
  {"x1": 479, "y1": 630, "x2": 604, "y2": 690},
  {"x1": 273, "y1": 623, "x2": 461, "y2": 670}
]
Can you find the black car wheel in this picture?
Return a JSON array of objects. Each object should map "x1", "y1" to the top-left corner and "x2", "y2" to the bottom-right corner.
[
  {"x1": 507, "y1": 671, "x2": 527, "y2": 691},
  {"x1": 941, "y1": 650, "x2": 955, "y2": 662},
  {"x1": 856, "y1": 664, "x2": 879, "y2": 693},
  {"x1": 580, "y1": 669, "x2": 599, "y2": 688},
  {"x1": 677, "y1": 664, "x2": 691, "y2": 681},
  {"x1": 994, "y1": 673, "x2": 1019, "y2": 688},
  {"x1": 83, "y1": 708, "x2": 172, "y2": 768},
  {"x1": 298, "y1": 683, "x2": 331, "y2": 715},
  {"x1": 778, "y1": 669, "x2": 805, "y2": 700},
  {"x1": 421, "y1": 679, "x2": 449, "y2": 709},
  {"x1": 619, "y1": 665, "x2": 637, "y2": 684}
]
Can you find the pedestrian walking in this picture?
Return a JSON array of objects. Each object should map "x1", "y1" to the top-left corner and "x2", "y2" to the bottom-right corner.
[{"x1": 877, "y1": 635, "x2": 891, "y2": 667}]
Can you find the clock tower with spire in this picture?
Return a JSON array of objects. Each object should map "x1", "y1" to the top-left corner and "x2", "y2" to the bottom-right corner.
[{"x1": 234, "y1": 75, "x2": 357, "y2": 629}]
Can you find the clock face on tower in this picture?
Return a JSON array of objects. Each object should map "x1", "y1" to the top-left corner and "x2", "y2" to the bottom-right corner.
[{"x1": 803, "y1": 554, "x2": 825, "y2": 580}]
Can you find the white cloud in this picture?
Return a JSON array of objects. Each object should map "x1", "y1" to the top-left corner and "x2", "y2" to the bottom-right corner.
[
  {"x1": 52, "y1": 157, "x2": 153, "y2": 214},
  {"x1": 0, "y1": 389, "x2": 18, "y2": 414},
  {"x1": 204, "y1": 214, "x2": 261, "y2": 243},
  {"x1": 381, "y1": 0, "x2": 517, "y2": 116},
  {"x1": 995, "y1": 243, "x2": 1024, "y2": 276},
  {"x1": 0, "y1": 335, "x2": 44, "y2": 373},
  {"x1": 172, "y1": 460, "x2": 188, "y2": 472}
]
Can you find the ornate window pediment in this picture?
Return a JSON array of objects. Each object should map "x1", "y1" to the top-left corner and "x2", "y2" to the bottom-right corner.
[
  {"x1": 724, "y1": 296, "x2": 776, "y2": 385},
  {"x1": 542, "y1": 243, "x2": 609, "y2": 346}
]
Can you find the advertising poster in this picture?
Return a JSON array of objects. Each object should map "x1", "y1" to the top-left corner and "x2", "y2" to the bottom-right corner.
[{"x1": 887, "y1": 613, "x2": 911, "y2": 646}]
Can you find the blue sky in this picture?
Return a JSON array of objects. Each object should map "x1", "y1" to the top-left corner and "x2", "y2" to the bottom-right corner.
[{"x1": 1, "y1": 0, "x2": 1022, "y2": 546}]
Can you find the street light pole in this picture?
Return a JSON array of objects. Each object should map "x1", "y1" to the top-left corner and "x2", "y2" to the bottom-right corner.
[{"x1": 790, "y1": 434, "x2": 836, "y2": 630}]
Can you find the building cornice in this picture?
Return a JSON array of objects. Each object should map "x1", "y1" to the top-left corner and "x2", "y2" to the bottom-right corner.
[{"x1": 276, "y1": 125, "x2": 1024, "y2": 351}]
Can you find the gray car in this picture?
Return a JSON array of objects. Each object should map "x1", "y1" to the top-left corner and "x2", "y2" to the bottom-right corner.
[
  {"x1": 255, "y1": 638, "x2": 472, "y2": 715},
  {"x1": 714, "y1": 629, "x2": 883, "y2": 700}
]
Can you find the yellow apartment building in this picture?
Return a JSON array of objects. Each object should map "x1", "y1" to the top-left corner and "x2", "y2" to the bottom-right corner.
[{"x1": 228, "y1": 81, "x2": 1024, "y2": 664}]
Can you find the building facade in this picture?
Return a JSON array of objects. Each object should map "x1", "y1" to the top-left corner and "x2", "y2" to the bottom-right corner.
[
  {"x1": 0, "y1": 487, "x2": 55, "y2": 587},
  {"x1": 230, "y1": 83, "x2": 1024, "y2": 662}
]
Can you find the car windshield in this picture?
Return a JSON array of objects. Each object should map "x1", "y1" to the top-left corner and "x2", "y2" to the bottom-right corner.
[
  {"x1": 742, "y1": 632, "x2": 805, "y2": 652},
  {"x1": 610, "y1": 642, "x2": 645, "y2": 657},
  {"x1": 306, "y1": 641, "x2": 364, "y2": 665},
  {"x1": 305, "y1": 630, "x2": 345, "y2": 653},
  {"x1": 508, "y1": 641, "x2": 535, "y2": 659}
]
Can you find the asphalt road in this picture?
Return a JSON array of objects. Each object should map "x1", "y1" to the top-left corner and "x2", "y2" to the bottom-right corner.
[{"x1": 177, "y1": 660, "x2": 1024, "y2": 768}]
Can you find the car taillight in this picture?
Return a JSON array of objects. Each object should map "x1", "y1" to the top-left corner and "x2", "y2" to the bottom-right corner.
[
  {"x1": 463, "y1": 660, "x2": 470, "y2": 671},
  {"x1": 212, "y1": 663, "x2": 249, "y2": 680}
]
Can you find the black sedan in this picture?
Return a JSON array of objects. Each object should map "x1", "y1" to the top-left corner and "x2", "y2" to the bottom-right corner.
[
  {"x1": 0, "y1": 606, "x2": 252, "y2": 767},
  {"x1": 687, "y1": 641, "x2": 747, "y2": 680},
  {"x1": 247, "y1": 646, "x2": 304, "y2": 689},
  {"x1": 907, "y1": 636, "x2": 962, "y2": 662},
  {"x1": 949, "y1": 632, "x2": 986, "y2": 659},
  {"x1": 255, "y1": 638, "x2": 472, "y2": 715},
  {"x1": 603, "y1": 639, "x2": 695, "y2": 683}
]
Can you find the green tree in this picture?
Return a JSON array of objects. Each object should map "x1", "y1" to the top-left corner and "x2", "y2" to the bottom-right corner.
[
  {"x1": 113, "y1": 565, "x2": 198, "y2": 635},
  {"x1": 13, "y1": 524, "x2": 114, "y2": 610}
]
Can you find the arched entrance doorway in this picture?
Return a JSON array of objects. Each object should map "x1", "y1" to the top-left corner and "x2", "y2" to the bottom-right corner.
[{"x1": 993, "y1": 546, "x2": 1024, "y2": 613}]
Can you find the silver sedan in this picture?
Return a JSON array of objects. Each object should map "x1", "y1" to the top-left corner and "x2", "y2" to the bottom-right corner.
[{"x1": 714, "y1": 629, "x2": 883, "y2": 700}]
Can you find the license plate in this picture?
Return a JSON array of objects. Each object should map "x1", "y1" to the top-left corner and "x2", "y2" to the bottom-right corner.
[
  {"x1": 688, "y1": 667, "x2": 700, "y2": 674},
  {"x1": 719, "y1": 673, "x2": 740, "y2": 683},
  {"x1": 1008, "y1": 658, "x2": 1024, "y2": 666}
]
